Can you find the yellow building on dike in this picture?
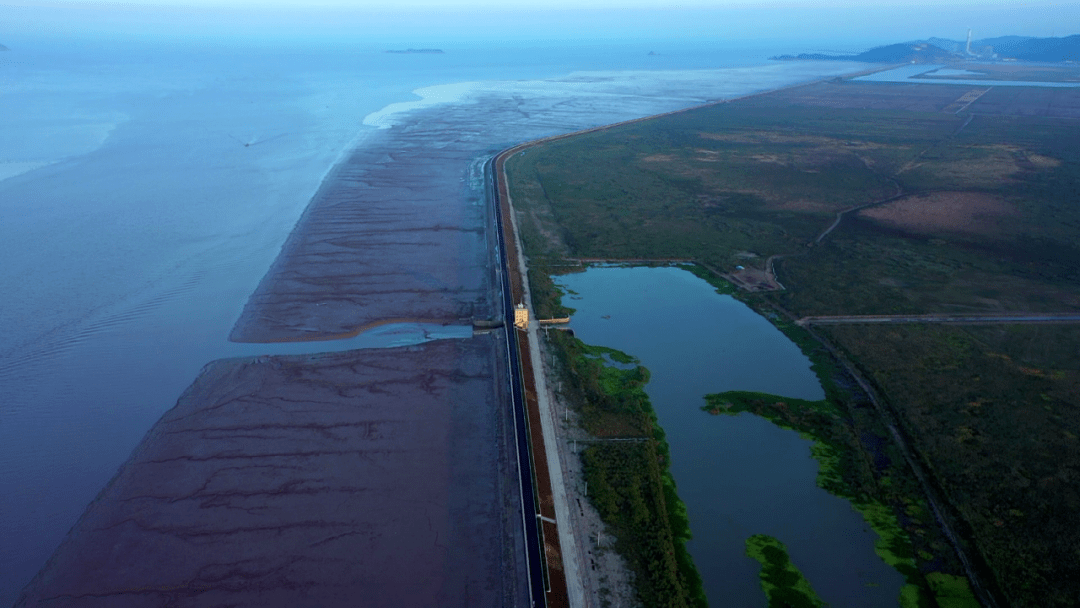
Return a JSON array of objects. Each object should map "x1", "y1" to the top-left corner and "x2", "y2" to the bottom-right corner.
[{"x1": 514, "y1": 303, "x2": 529, "y2": 330}]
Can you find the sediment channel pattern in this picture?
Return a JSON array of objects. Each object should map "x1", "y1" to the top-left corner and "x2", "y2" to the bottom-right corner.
[
  {"x1": 229, "y1": 128, "x2": 494, "y2": 342},
  {"x1": 16, "y1": 337, "x2": 528, "y2": 607}
]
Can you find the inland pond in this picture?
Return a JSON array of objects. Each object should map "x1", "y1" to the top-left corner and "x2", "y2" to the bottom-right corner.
[{"x1": 556, "y1": 265, "x2": 905, "y2": 608}]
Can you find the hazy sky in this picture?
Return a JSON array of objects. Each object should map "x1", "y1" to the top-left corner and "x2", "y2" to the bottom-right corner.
[
  {"x1": 2, "y1": 0, "x2": 1077, "y2": 46},
  {"x1": 6, "y1": 0, "x2": 1069, "y2": 7}
]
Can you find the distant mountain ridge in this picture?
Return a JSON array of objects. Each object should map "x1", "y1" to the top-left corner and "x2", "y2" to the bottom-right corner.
[
  {"x1": 773, "y1": 34, "x2": 1080, "y2": 63},
  {"x1": 0, "y1": 44, "x2": 9, "y2": 51},
  {"x1": 983, "y1": 35, "x2": 1080, "y2": 61},
  {"x1": 773, "y1": 42, "x2": 956, "y2": 64}
]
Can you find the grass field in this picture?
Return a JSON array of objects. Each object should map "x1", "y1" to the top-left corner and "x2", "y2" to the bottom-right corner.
[
  {"x1": 506, "y1": 78, "x2": 1080, "y2": 607},
  {"x1": 549, "y1": 333, "x2": 706, "y2": 608},
  {"x1": 821, "y1": 324, "x2": 1080, "y2": 607}
]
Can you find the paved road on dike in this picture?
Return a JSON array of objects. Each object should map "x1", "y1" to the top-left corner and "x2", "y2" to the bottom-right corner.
[
  {"x1": 525, "y1": 308, "x2": 587, "y2": 608},
  {"x1": 495, "y1": 156, "x2": 587, "y2": 608},
  {"x1": 488, "y1": 158, "x2": 549, "y2": 607}
]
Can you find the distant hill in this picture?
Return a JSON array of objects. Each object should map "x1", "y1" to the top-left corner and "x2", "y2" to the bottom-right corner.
[
  {"x1": 974, "y1": 35, "x2": 1034, "y2": 49},
  {"x1": 773, "y1": 34, "x2": 1080, "y2": 63},
  {"x1": 925, "y1": 37, "x2": 966, "y2": 54},
  {"x1": 855, "y1": 43, "x2": 957, "y2": 63},
  {"x1": 773, "y1": 42, "x2": 956, "y2": 63},
  {"x1": 985, "y1": 34, "x2": 1080, "y2": 61},
  {"x1": 0, "y1": 44, "x2": 9, "y2": 51}
]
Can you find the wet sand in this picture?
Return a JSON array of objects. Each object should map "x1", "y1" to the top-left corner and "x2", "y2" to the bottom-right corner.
[{"x1": 16, "y1": 336, "x2": 528, "y2": 607}]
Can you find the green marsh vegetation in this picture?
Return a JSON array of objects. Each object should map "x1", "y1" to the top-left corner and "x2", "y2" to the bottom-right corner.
[
  {"x1": 506, "y1": 80, "x2": 1080, "y2": 606},
  {"x1": 704, "y1": 391, "x2": 957, "y2": 607},
  {"x1": 548, "y1": 330, "x2": 706, "y2": 608},
  {"x1": 821, "y1": 324, "x2": 1080, "y2": 607},
  {"x1": 744, "y1": 534, "x2": 826, "y2": 608}
]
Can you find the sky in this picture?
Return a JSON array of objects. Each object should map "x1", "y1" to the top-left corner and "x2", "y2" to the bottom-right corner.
[
  {"x1": 1, "y1": 0, "x2": 1078, "y2": 47},
  {"x1": 4, "y1": 0, "x2": 1069, "y2": 8}
]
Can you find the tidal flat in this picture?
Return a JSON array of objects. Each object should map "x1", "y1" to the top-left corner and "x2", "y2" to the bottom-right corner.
[{"x1": 16, "y1": 337, "x2": 529, "y2": 607}]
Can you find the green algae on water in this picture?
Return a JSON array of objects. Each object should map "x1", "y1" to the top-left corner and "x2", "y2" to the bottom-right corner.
[
  {"x1": 706, "y1": 390, "x2": 981, "y2": 608},
  {"x1": 745, "y1": 534, "x2": 826, "y2": 608},
  {"x1": 555, "y1": 333, "x2": 706, "y2": 608}
]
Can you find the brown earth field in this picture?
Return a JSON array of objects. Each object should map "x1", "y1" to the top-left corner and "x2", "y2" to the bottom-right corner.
[
  {"x1": 16, "y1": 337, "x2": 529, "y2": 608},
  {"x1": 505, "y1": 77, "x2": 1080, "y2": 608},
  {"x1": 857, "y1": 191, "x2": 1019, "y2": 238}
]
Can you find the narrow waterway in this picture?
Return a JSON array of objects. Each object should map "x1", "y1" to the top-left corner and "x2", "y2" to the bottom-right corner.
[{"x1": 557, "y1": 265, "x2": 905, "y2": 608}]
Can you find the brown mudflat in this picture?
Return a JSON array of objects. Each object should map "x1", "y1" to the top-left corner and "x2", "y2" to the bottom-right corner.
[
  {"x1": 229, "y1": 126, "x2": 497, "y2": 343},
  {"x1": 16, "y1": 336, "x2": 528, "y2": 608}
]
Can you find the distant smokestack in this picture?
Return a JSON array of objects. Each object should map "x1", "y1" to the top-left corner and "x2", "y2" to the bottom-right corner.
[{"x1": 966, "y1": 29, "x2": 973, "y2": 56}]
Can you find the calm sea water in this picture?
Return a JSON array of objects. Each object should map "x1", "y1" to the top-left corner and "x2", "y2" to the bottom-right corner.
[
  {"x1": 558, "y1": 266, "x2": 905, "y2": 607},
  {"x1": 0, "y1": 36, "x2": 864, "y2": 603}
]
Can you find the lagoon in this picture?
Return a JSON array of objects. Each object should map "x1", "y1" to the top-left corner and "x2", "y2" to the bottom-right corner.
[{"x1": 557, "y1": 266, "x2": 904, "y2": 607}]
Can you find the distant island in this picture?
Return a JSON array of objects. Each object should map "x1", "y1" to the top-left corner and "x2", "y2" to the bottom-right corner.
[
  {"x1": 0, "y1": 44, "x2": 9, "y2": 52},
  {"x1": 773, "y1": 33, "x2": 1080, "y2": 63},
  {"x1": 385, "y1": 48, "x2": 444, "y2": 54}
]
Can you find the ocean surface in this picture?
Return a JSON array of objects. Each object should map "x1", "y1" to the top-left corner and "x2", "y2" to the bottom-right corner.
[{"x1": 0, "y1": 36, "x2": 864, "y2": 604}]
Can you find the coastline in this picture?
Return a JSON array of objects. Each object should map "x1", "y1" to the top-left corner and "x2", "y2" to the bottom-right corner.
[
  {"x1": 9, "y1": 57, "x2": 889, "y2": 603},
  {"x1": 228, "y1": 61, "x2": 873, "y2": 345},
  {"x1": 362, "y1": 82, "x2": 480, "y2": 129}
]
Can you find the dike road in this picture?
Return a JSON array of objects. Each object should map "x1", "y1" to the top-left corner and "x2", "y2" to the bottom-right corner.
[{"x1": 488, "y1": 151, "x2": 577, "y2": 608}]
